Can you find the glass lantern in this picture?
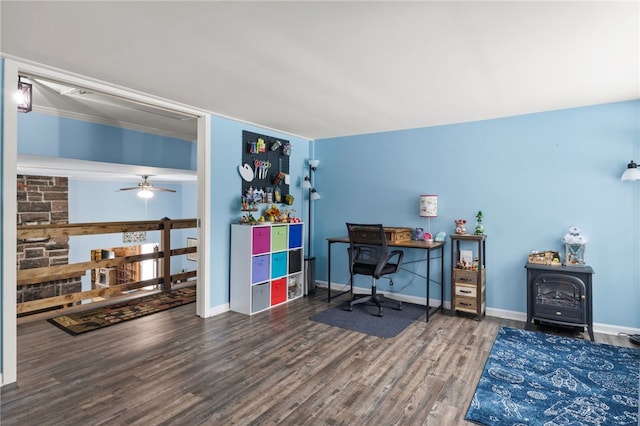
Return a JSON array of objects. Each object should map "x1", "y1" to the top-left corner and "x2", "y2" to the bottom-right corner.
[{"x1": 564, "y1": 243, "x2": 586, "y2": 266}]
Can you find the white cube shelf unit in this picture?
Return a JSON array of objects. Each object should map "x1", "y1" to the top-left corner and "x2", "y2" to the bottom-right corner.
[{"x1": 230, "y1": 222, "x2": 304, "y2": 315}]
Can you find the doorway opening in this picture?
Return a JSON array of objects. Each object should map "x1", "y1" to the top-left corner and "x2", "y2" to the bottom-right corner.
[{"x1": 3, "y1": 58, "x2": 211, "y2": 386}]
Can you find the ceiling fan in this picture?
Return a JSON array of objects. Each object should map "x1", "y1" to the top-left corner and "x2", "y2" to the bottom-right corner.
[{"x1": 118, "y1": 175, "x2": 176, "y2": 198}]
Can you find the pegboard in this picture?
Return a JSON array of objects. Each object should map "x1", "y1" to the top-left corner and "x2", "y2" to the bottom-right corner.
[{"x1": 241, "y1": 130, "x2": 290, "y2": 205}]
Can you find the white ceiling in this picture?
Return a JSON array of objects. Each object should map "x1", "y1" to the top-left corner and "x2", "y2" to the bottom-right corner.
[{"x1": 1, "y1": 1, "x2": 638, "y2": 141}]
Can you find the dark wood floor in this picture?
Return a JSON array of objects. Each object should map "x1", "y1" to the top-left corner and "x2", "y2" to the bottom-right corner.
[{"x1": 1, "y1": 289, "x2": 635, "y2": 425}]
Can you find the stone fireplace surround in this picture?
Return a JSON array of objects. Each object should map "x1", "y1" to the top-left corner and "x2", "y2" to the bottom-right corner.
[{"x1": 16, "y1": 175, "x2": 82, "y2": 313}]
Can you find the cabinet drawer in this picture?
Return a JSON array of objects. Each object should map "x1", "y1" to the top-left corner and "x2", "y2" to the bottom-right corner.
[
  {"x1": 251, "y1": 255, "x2": 270, "y2": 284},
  {"x1": 271, "y1": 226, "x2": 288, "y2": 252},
  {"x1": 289, "y1": 224, "x2": 303, "y2": 249},
  {"x1": 289, "y1": 249, "x2": 302, "y2": 274},
  {"x1": 252, "y1": 226, "x2": 271, "y2": 254},
  {"x1": 453, "y1": 269, "x2": 478, "y2": 285},
  {"x1": 455, "y1": 284, "x2": 477, "y2": 298},
  {"x1": 454, "y1": 296, "x2": 477, "y2": 313},
  {"x1": 252, "y1": 282, "x2": 271, "y2": 313},
  {"x1": 271, "y1": 278, "x2": 287, "y2": 305},
  {"x1": 271, "y1": 252, "x2": 287, "y2": 278}
]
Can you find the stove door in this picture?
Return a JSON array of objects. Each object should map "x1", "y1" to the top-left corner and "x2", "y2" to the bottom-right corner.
[{"x1": 533, "y1": 273, "x2": 586, "y2": 323}]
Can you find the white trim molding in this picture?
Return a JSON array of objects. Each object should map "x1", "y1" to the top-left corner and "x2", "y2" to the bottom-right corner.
[{"x1": 2, "y1": 57, "x2": 210, "y2": 386}]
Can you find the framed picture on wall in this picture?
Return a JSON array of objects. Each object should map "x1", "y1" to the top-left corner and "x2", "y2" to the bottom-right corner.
[{"x1": 187, "y1": 238, "x2": 197, "y2": 262}]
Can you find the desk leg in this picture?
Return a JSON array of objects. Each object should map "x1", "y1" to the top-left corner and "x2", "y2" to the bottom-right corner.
[
  {"x1": 426, "y1": 249, "x2": 431, "y2": 322},
  {"x1": 440, "y1": 245, "x2": 444, "y2": 316},
  {"x1": 327, "y1": 240, "x2": 332, "y2": 303}
]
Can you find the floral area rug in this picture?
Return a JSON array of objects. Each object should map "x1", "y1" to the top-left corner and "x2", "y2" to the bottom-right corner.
[
  {"x1": 465, "y1": 326, "x2": 640, "y2": 425},
  {"x1": 48, "y1": 287, "x2": 196, "y2": 336}
]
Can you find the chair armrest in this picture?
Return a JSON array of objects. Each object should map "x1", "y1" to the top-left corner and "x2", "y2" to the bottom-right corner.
[{"x1": 374, "y1": 249, "x2": 404, "y2": 277}]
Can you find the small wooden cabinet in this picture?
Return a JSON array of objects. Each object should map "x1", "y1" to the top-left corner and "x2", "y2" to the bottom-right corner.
[
  {"x1": 450, "y1": 234, "x2": 486, "y2": 320},
  {"x1": 230, "y1": 222, "x2": 304, "y2": 315}
]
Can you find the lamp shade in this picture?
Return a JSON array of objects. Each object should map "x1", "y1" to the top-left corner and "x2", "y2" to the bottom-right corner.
[
  {"x1": 310, "y1": 189, "x2": 321, "y2": 201},
  {"x1": 301, "y1": 176, "x2": 312, "y2": 189},
  {"x1": 419, "y1": 194, "x2": 438, "y2": 217},
  {"x1": 621, "y1": 160, "x2": 640, "y2": 181}
]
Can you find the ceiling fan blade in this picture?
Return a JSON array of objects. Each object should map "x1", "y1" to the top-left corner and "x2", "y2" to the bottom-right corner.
[{"x1": 117, "y1": 175, "x2": 176, "y2": 194}]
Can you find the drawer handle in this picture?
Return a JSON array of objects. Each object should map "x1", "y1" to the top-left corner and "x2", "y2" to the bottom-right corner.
[
  {"x1": 459, "y1": 277, "x2": 472, "y2": 282},
  {"x1": 460, "y1": 289, "x2": 473, "y2": 294},
  {"x1": 460, "y1": 302, "x2": 473, "y2": 307}
]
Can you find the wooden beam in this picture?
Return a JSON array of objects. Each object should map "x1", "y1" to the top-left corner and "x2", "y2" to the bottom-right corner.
[{"x1": 17, "y1": 278, "x2": 160, "y2": 314}]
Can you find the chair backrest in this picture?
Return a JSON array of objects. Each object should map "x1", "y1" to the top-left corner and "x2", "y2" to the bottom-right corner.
[{"x1": 346, "y1": 223, "x2": 388, "y2": 268}]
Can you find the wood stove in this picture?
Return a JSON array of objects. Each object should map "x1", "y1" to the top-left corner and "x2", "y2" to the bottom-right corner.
[{"x1": 525, "y1": 263, "x2": 594, "y2": 341}]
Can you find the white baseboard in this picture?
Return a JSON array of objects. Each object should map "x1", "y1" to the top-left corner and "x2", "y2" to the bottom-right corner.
[
  {"x1": 593, "y1": 322, "x2": 640, "y2": 337},
  {"x1": 316, "y1": 281, "x2": 640, "y2": 337},
  {"x1": 202, "y1": 303, "x2": 230, "y2": 318},
  {"x1": 317, "y1": 281, "x2": 449, "y2": 309}
]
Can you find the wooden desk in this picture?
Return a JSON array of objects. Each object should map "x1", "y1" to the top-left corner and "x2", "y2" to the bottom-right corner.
[{"x1": 326, "y1": 236, "x2": 445, "y2": 322}]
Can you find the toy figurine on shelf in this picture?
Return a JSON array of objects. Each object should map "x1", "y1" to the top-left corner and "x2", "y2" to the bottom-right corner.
[
  {"x1": 263, "y1": 204, "x2": 282, "y2": 222},
  {"x1": 474, "y1": 211, "x2": 484, "y2": 235},
  {"x1": 244, "y1": 186, "x2": 259, "y2": 211},
  {"x1": 454, "y1": 219, "x2": 467, "y2": 234}
]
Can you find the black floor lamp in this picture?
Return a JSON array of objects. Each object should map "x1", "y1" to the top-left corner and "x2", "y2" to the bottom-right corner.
[{"x1": 301, "y1": 159, "x2": 320, "y2": 295}]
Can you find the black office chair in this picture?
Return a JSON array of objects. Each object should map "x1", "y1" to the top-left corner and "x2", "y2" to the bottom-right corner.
[{"x1": 346, "y1": 223, "x2": 404, "y2": 317}]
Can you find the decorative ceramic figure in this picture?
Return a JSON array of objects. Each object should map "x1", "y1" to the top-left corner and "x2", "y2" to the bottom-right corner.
[
  {"x1": 454, "y1": 219, "x2": 467, "y2": 234},
  {"x1": 474, "y1": 211, "x2": 484, "y2": 235},
  {"x1": 414, "y1": 228, "x2": 424, "y2": 240}
]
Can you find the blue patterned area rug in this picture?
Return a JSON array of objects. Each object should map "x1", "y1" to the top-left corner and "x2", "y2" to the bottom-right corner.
[{"x1": 465, "y1": 326, "x2": 640, "y2": 426}]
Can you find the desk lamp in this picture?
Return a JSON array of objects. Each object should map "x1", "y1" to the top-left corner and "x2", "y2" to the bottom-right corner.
[{"x1": 419, "y1": 194, "x2": 437, "y2": 240}]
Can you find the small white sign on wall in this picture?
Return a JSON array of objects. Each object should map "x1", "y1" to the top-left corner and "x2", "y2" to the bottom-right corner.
[{"x1": 123, "y1": 231, "x2": 147, "y2": 243}]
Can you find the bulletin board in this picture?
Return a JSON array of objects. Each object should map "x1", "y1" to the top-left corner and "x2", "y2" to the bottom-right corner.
[{"x1": 241, "y1": 130, "x2": 290, "y2": 204}]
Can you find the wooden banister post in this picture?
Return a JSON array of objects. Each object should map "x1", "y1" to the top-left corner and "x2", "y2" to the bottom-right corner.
[{"x1": 161, "y1": 217, "x2": 172, "y2": 292}]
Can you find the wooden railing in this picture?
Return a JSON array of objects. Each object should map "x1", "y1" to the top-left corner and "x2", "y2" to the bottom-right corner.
[{"x1": 16, "y1": 218, "x2": 197, "y2": 316}]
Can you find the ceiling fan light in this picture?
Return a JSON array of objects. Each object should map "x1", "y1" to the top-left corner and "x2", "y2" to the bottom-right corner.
[{"x1": 137, "y1": 188, "x2": 154, "y2": 199}]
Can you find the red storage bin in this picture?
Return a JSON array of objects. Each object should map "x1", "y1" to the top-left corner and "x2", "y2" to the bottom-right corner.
[{"x1": 271, "y1": 278, "x2": 287, "y2": 305}]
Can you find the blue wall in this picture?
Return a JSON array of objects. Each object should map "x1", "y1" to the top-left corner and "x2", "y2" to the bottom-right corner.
[
  {"x1": 1, "y1": 60, "x2": 638, "y2": 384},
  {"x1": 208, "y1": 116, "x2": 310, "y2": 310},
  {"x1": 18, "y1": 112, "x2": 196, "y2": 170},
  {"x1": 314, "y1": 101, "x2": 640, "y2": 329}
]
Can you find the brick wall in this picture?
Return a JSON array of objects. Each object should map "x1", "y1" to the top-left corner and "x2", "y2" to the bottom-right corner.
[{"x1": 17, "y1": 175, "x2": 82, "y2": 310}]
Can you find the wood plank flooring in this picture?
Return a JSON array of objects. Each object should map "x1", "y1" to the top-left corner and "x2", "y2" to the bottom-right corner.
[{"x1": 1, "y1": 289, "x2": 635, "y2": 425}]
